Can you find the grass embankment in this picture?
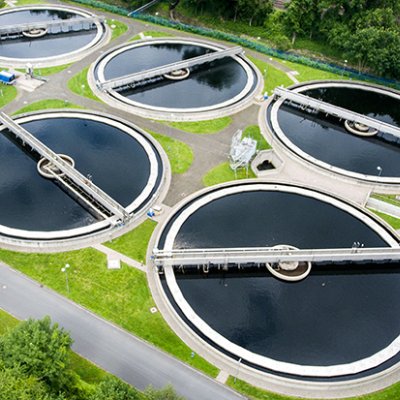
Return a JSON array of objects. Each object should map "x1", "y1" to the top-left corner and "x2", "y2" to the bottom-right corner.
[
  {"x1": 228, "y1": 375, "x2": 400, "y2": 400},
  {"x1": 248, "y1": 56, "x2": 292, "y2": 95},
  {"x1": 0, "y1": 84, "x2": 17, "y2": 108},
  {"x1": 202, "y1": 125, "x2": 267, "y2": 186},
  {"x1": 165, "y1": 116, "x2": 232, "y2": 134},
  {"x1": 33, "y1": 64, "x2": 72, "y2": 77},
  {"x1": 13, "y1": 99, "x2": 83, "y2": 115},
  {"x1": 371, "y1": 193, "x2": 400, "y2": 208},
  {"x1": 147, "y1": 129, "x2": 193, "y2": 174},
  {"x1": 105, "y1": 219, "x2": 156, "y2": 262},
  {"x1": 67, "y1": 66, "x2": 101, "y2": 102},
  {"x1": 0, "y1": 308, "x2": 108, "y2": 385},
  {"x1": 0, "y1": 247, "x2": 218, "y2": 377},
  {"x1": 14, "y1": 0, "x2": 44, "y2": 5},
  {"x1": 202, "y1": 161, "x2": 256, "y2": 187},
  {"x1": 242, "y1": 125, "x2": 270, "y2": 151},
  {"x1": 283, "y1": 59, "x2": 347, "y2": 82},
  {"x1": 108, "y1": 19, "x2": 128, "y2": 40},
  {"x1": 130, "y1": 30, "x2": 175, "y2": 41},
  {"x1": 370, "y1": 210, "x2": 400, "y2": 230}
]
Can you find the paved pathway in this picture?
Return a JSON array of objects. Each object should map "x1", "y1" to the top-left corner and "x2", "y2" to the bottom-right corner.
[{"x1": 0, "y1": 263, "x2": 244, "y2": 400}]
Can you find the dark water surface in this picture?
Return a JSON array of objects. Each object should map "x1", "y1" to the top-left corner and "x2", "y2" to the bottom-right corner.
[
  {"x1": 0, "y1": 9, "x2": 97, "y2": 59},
  {"x1": 164, "y1": 189, "x2": 400, "y2": 366},
  {"x1": 0, "y1": 117, "x2": 154, "y2": 232},
  {"x1": 101, "y1": 43, "x2": 249, "y2": 109},
  {"x1": 275, "y1": 86, "x2": 400, "y2": 177}
]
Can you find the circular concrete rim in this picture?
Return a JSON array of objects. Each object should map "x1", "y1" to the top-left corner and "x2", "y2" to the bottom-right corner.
[
  {"x1": 156, "y1": 181, "x2": 400, "y2": 378},
  {"x1": 0, "y1": 110, "x2": 163, "y2": 241},
  {"x1": 0, "y1": 5, "x2": 108, "y2": 68},
  {"x1": 91, "y1": 37, "x2": 263, "y2": 121},
  {"x1": 269, "y1": 81, "x2": 400, "y2": 184}
]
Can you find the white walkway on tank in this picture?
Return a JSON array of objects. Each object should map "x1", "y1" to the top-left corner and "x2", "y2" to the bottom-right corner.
[
  {"x1": 0, "y1": 112, "x2": 130, "y2": 222},
  {"x1": 0, "y1": 16, "x2": 104, "y2": 37},
  {"x1": 274, "y1": 86, "x2": 400, "y2": 139},
  {"x1": 99, "y1": 46, "x2": 243, "y2": 91},
  {"x1": 153, "y1": 245, "x2": 400, "y2": 267}
]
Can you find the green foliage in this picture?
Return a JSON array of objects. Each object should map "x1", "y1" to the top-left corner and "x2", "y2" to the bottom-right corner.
[
  {"x1": 90, "y1": 376, "x2": 142, "y2": 400},
  {"x1": 370, "y1": 210, "x2": 400, "y2": 230},
  {"x1": 0, "y1": 367, "x2": 59, "y2": 400},
  {"x1": 203, "y1": 162, "x2": 256, "y2": 187},
  {"x1": 105, "y1": 219, "x2": 157, "y2": 262},
  {"x1": 0, "y1": 317, "x2": 73, "y2": 390},
  {"x1": 147, "y1": 130, "x2": 193, "y2": 174},
  {"x1": 144, "y1": 384, "x2": 185, "y2": 400},
  {"x1": 165, "y1": 117, "x2": 232, "y2": 134}
]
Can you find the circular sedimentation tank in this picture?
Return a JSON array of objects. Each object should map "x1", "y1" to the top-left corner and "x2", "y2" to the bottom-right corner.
[
  {"x1": 91, "y1": 38, "x2": 262, "y2": 120},
  {"x1": 267, "y1": 81, "x2": 400, "y2": 184},
  {"x1": 0, "y1": 5, "x2": 108, "y2": 67},
  {"x1": 0, "y1": 110, "x2": 166, "y2": 245},
  {"x1": 154, "y1": 182, "x2": 400, "y2": 381}
]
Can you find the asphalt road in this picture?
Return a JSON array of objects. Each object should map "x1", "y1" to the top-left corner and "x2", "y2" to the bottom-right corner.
[{"x1": 0, "y1": 263, "x2": 244, "y2": 400}]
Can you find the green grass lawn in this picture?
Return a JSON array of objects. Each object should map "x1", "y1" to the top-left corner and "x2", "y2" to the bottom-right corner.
[
  {"x1": 242, "y1": 125, "x2": 270, "y2": 150},
  {"x1": 370, "y1": 209, "x2": 400, "y2": 230},
  {"x1": 248, "y1": 56, "x2": 293, "y2": 95},
  {"x1": 371, "y1": 193, "x2": 400, "y2": 208},
  {"x1": 0, "y1": 248, "x2": 218, "y2": 377},
  {"x1": 33, "y1": 63, "x2": 72, "y2": 77},
  {"x1": 283, "y1": 60, "x2": 347, "y2": 82},
  {"x1": 108, "y1": 19, "x2": 128, "y2": 40},
  {"x1": 228, "y1": 375, "x2": 400, "y2": 400},
  {"x1": 105, "y1": 219, "x2": 157, "y2": 262},
  {"x1": 147, "y1": 129, "x2": 194, "y2": 174},
  {"x1": 13, "y1": 99, "x2": 83, "y2": 115},
  {"x1": 0, "y1": 84, "x2": 17, "y2": 108},
  {"x1": 0, "y1": 308, "x2": 108, "y2": 385},
  {"x1": 203, "y1": 161, "x2": 256, "y2": 187},
  {"x1": 130, "y1": 30, "x2": 175, "y2": 41},
  {"x1": 67, "y1": 66, "x2": 101, "y2": 102},
  {"x1": 14, "y1": 0, "x2": 44, "y2": 5},
  {"x1": 165, "y1": 116, "x2": 232, "y2": 134}
]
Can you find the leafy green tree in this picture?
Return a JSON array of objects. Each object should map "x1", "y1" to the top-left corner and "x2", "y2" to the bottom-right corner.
[
  {"x1": 237, "y1": 0, "x2": 273, "y2": 26},
  {"x1": 144, "y1": 384, "x2": 185, "y2": 400},
  {"x1": 90, "y1": 376, "x2": 142, "y2": 400},
  {"x1": 0, "y1": 316, "x2": 73, "y2": 390},
  {"x1": 0, "y1": 365, "x2": 66, "y2": 400}
]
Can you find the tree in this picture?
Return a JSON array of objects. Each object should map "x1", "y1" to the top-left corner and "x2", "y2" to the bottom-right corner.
[
  {"x1": 144, "y1": 385, "x2": 185, "y2": 400},
  {"x1": 0, "y1": 316, "x2": 73, "y2": 390},
  {"x1": 237, "y1": 0, "x2": 273, "y2": 26},
  {"x1": 90, "y1": 376, "x2": 142, "y2": 400}
]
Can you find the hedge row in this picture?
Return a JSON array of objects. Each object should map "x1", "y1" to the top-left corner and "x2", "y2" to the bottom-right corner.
[{"x1": 69, "y1": 0, "x2": 400, "y2": 90}]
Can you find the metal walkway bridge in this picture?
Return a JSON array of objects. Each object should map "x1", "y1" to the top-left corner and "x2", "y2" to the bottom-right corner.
[
  {"x1": 274, "y1": 87, "x2": 400, "y2": 139},
  {"x1": 153, "y1": 246, "x2": 400, "y2": 268},
  {"x1": 0, "y1": 16, "x2": 104, "y2": 38},
  {"x1": 100, "y1": 46, "x2": 243, "y2": 91},
  {"x1": 0, "y1": 112, "x2": 130, "y2": 222}
]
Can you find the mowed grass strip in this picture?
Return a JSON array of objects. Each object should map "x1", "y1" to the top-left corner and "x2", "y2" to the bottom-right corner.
[
  {"x1": 67, "y1": 66, "x2": 101, "y2": 102},
  {"x1": 105, "y1": 219, "x2": 157, "y2": 262},
  {"x1": 13, "y1": 99, "x2": 83, "y2": 115},
  {"x1": 165, "y1": 116, "x2": 232, "y2": 134},
  {"x1": 147, "y1": 129, "x2": 194, "y2": 174},
  {"x1": 0, "y1": 248, "x2": 218, "y2": 377},
  {"x1": 203, "y1": 161, "x2": 256, "y2": 186}
]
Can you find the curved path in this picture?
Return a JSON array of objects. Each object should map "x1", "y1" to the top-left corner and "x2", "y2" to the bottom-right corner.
[{"x1": 0, "y1": 262, "x2": 244, "y2": 400}]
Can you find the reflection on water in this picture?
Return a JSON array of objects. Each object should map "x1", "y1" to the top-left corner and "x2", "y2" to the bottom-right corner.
[
  {"x1": 101, "y1": 43, "x2": 248, "y2": 109},
  {"x1": 167, "y1": 189, "x2": 400, "y2": 366},
  {"x1": 0, "y1": 9, "x2": 97, "y2": 59},
  {"x1": 275, "y1": 86, "x2": 400, "y2": 177},
  {"x1": 0, "y1": 117, "x2": 153, "y2": 232}
]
